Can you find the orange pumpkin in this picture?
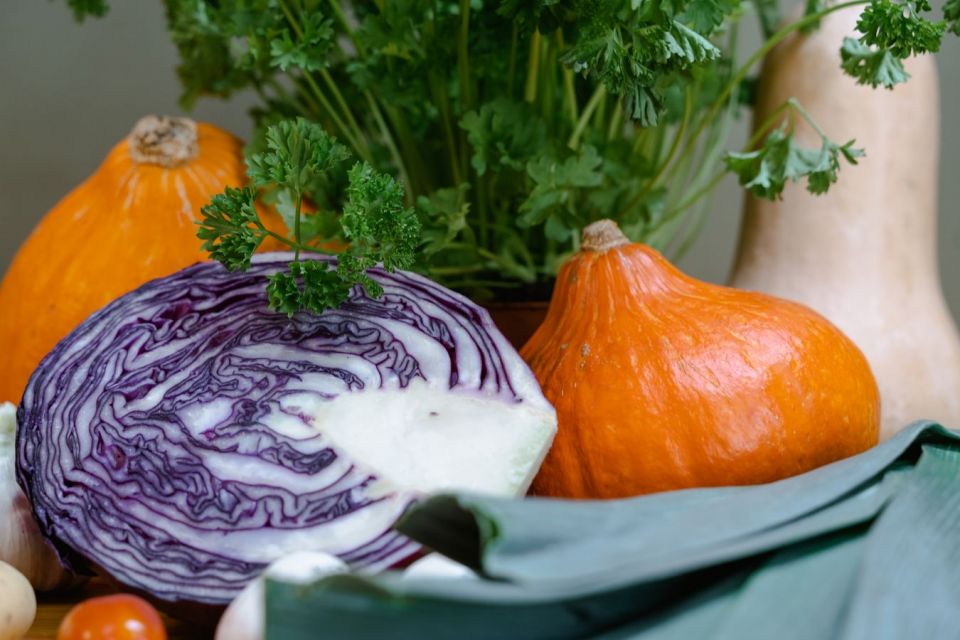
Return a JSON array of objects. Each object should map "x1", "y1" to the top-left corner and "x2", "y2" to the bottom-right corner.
[
  {"x1": 521, "y1": 219, "x2": 880, "y2": 499},
  {"x1": 0, "y1": 115, "x2": 286, "y2": 403}
]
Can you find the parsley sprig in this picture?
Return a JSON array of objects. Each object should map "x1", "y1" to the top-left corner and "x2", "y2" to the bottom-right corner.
[
  {"x1": 725, "y1": 99, "x2": 864, "y2": 199},
  {"x1": 842, "y1": 0, "x2": 948, "y2": 88},
  {"x1": 198, "y1": 118, "x2": 420, "y2": 316}
]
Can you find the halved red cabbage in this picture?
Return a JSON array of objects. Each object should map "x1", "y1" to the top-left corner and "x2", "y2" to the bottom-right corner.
[{"x1": 16, "y1": 254, "x2": 555, "y2": 608}]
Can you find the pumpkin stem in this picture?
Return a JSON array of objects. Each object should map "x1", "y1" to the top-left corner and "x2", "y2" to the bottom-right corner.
[
  {"x1": 128, "y1": 115, "x2": 199, "y2": 168},
  {"x1": 582, "y1": 220, "x2": 630, "y2": 252}
]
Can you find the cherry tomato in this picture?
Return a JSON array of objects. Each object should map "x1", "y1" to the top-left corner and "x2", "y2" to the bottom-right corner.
[{"x1": 57, "y1": 594, "x2": 167, "y2": 640}]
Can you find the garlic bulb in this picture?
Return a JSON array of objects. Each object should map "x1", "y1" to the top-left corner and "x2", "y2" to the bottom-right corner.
[{"x1": 0, "y1": 402, "x2": 76, "y2": 590}]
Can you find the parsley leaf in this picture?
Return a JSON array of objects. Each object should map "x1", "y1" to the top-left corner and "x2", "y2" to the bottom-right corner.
[
  {"x1": 339, "y1": 163, "x2": 421, "y2": 275},
  {"x1": 247, "y1": 118, "x2": 351, "y2": 196},
  {"x1": 418, "y1": 185, "x2": 471, "y2": 256},
  {"x1": 839, "y1": 0, "x2": 947, "y2": 89},
  {"x1": 162, "y1": 0, "x2": 263, "y2": 108},
  {"x1": 270, "y1": 13, "x2": 335, "y2": 72},
  {"x1": 520, "y1": 145, "x2": 604, "y2": 237},
  {"x1": 197, "y1": 187, "x2": 265, "y2": 272},
  {"x1": 840, "y1": 37, "x2": 910, "y2": 88},
  {"x1": 563, "y1": 10, "x2": 723, "y2": 127},
  {"x1": 682, "y1": 0, "x2": 744, "y2": 35},
  {"x1": 64, "y1": 0, "x2": 109, "y2": 21},
  {"x1": 725, "y1": 125, "x2": 863, "y2": 200},
  {"x1": 267, "y1": 260, "x2": 350, "y2": 317},
  {"x1": 946, "y1": 0, "x2": 960, "y2": 35},
  {"x1": 460, "y1": 99, "x2": 547, "y2": 176},
  {"x1": 856, "y1": 0, "x2": 945, "y2": 57}
]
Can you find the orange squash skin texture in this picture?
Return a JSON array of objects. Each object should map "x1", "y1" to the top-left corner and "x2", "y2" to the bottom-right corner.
[
  {"x1": 521, "y1": 222, "x2": 880, "y2": 498},
  {"x1": 0, "y1": 117, "x2": 286, "y2": 403}
]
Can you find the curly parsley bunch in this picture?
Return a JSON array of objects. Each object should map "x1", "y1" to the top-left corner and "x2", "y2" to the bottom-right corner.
[{"x1": 67, "y1": 0, "x2": 958, "y2": 314}]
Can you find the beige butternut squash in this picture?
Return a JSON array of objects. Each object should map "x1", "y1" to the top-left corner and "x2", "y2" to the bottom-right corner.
[{"x1": 730, "y1": 7, "x2": 960, "y2": 440}]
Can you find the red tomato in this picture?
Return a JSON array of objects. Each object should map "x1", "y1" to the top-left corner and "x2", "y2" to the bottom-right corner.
[{"x1": 57, "y1": 594, "x2": 167, "y2": 640}]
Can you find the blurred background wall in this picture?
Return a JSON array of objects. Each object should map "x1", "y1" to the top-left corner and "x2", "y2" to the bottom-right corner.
[{"x1": 1, "y1": 1, "x2": 958, "y2": 320}]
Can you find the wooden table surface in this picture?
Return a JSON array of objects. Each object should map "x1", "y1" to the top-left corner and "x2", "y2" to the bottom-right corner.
[{"x1": 28, "y1": 581, "x2": 210, "y2": 640}]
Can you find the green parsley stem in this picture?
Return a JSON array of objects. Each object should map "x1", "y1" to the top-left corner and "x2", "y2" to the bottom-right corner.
[
  {"x1": 607, "y1": 100, "x2": 624, "y2": 142},
  {"x1": 655, "y1": 21, "x2": 743, "y2": 242},
  {"x1": 439, "y1": 278, "x2": 521, "y2": 290},
  {"x1": 278, "y1": 0, "x2": 305, "y2": 39},
  {"x1": 319, "y1": 68, "x2": 371, "y2": 159},
  {"x1": 252, "y1": 224, "x2": 311, "y2": 255},
  {"x1": 458, "y1": 0, "x2": 473, "y2": 112},
  {"x1": 301, "y1": 72, "x2": 369, "y2": 160},
  {"x1": 382, "y1": 104, "x2": 432, "y2": 194},
  {"x1": 290, "y1": 77, "x2": 325, "y2": 119},
  {"x1": 672, "y1": 199, "x2": 712, "y2": 260},
  {"x1": 261, "y1": 77, "x2": 296, "y2": 109},
  {"x1": 557, "y1": 31, "x2": 578, "y2": 128},
  {"x1": 525, "y1": 30, "x2": 542, "y2": 104},
  {"x1": 433, "y1": 243, "x2": 535, "y2": 281},
  {"x1": 617, "y1": 86, "x2": 693, "y2": 217},
  {"x1": 540, "y1": 37, "x2": 558, "y2": 126},
  {"x1": 293, "y1": 192, "x2": 303, "y2": 261},
  {"x1": 507, "y1": 23, "x2": 519, "y2": 99},
  {"x1": 327, "y1": 0, "x2": 364, "y2": 56},
  {"x1": 429, "y1": 265, "x2": 490, "y2": 276},
  {"x1": 746, "y1": 101, "x2": 795, "y2": 149},
  {"x1": 567, "y1": 85, "x2": 606, "y2": 150},
  {"x1": 649, "y1": 81, "x2": 741, "y2": 237},
  {"x1": 478, "y1": 174, "x2": 491, "y2": 249},
  {"x1": 786, "y1": 98, "x2": 832, "y2": 140},
  {"x1": 658, "y1": 87, "x2": 693, "y2": 181},
  {"x1": 660, "y1": 170, "x2": 726, "y2": 228},
  {"x1": 431, "y1": 73, "x2": 463, "y2": 186},
  {"x1": 365, "y1": 94, "x2": 411, "y2": 201},
  {"x1": 658, "y1": 89, "x2": 777, "y2": 227},
  {"x1": 740, "y1": 98, "x2": 830, "y2": 156}
]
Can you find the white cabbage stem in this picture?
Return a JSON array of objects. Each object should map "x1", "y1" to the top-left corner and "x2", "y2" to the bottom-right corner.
[{"x1": 0, "y1": 403, "x2": 77, "y2": 591}]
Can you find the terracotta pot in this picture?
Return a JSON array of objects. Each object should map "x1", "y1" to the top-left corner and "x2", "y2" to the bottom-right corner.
[{"x1": 484, "y1": 301, "x2": 549, "y2": 349}]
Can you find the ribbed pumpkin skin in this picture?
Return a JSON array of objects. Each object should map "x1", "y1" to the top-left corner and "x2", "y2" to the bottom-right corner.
[
  {"x1": 0, "y1": 121, "x2": 284, "y2": 403},
  {"x1": 521, "y1": 234, "x2": 880, "y2": 499}
]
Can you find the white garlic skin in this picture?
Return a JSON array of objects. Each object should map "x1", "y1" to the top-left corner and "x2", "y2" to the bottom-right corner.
[
  {"x1": 0, "y1": 402, "x2": 78, "y2": 591},
  {"x1": 0, "y1": 560, "x2": 36, "y2": 640}
]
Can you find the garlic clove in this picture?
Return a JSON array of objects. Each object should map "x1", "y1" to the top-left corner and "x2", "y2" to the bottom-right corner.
[
  {"x1": 402, "y1": 553, "x2": 478, "y2": 580},
  {"x1": 215, "y1": 551, "x2": 347, "y2": 640},
  {"x1": 0, "y1": 560, "x2": 36, "y2": 640}
]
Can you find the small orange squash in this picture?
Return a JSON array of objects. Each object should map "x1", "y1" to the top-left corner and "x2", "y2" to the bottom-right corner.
[
  {"x1": 521, "y1": 219, "x2": 880, "y2": 499},
  {"x1": 0, "y1": 115, "x2": 285, "y2": 403}
]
